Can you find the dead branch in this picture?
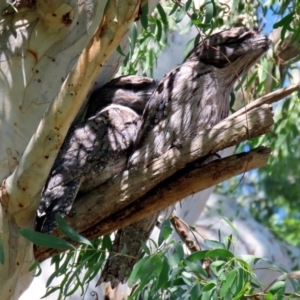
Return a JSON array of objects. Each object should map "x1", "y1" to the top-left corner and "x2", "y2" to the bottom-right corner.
[
  {"x1": 170, "y1": 215, "x2": 201, "y2": 252},
  {"x1": 228, "y1": 84, "x2": 299, "y2": 121},
  {"x1": 170, "y1": 215, "x2": 211, "y2": 274}
]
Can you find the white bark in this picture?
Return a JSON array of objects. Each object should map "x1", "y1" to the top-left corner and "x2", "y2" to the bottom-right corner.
[{"x1": 0, "y1": 1, "x2": 142, "y2": 299}]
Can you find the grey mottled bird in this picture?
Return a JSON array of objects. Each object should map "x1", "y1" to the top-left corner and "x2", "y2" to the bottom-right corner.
[
  {"x1": 98, "y1": 27, "x2": 272, "y2": 288},
  {"x1": 130, "y1": 27, "x2": 271, "y2": 166},
  {"x1": 36, "y1": 76, "x2": 157, "y2": 233}
]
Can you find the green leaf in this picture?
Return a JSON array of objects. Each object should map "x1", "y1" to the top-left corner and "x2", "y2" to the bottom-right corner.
[
  {"x1": 233, "y1": 280, "x2": 250, "y2": 300},
  {"x1": 193, "y1": 34, "x2": 201, "y2": 47},
  {"x1": 20, "y1": 228, "x2": 73, "y2": 250},
  {"x1": 0, "y1": 238, "x2": 4, "y2": 264},
  {"x1": 175, "y1": 0, "x2": 192, "y2": 23},
  {"x1": 205, "y1": 248, "x2": 234, "y2": 259},
  {"x1": 130, "y1": 22, "x2": 138, "y2": 54},
  {"x1": 204, "y1": 0, "x2": 215, "y2": 25},
  {"x1": 222, "y1": 218, "x2": 238, "y2": 235},
  {"x1": 55, "y1": 252, "x2": 74, "y2": 277},
  {"x1": 83, "y1": 260, "x2": 105, "y2": 284},
  {"x1": 41, "y1": 286, "x2": 61, "y2": 299},
  {"x1": 46, "y1": 267, "x2": 64, "y2": 288},
  {"x1": 184, "y1": 259, "x2": 208, "y2": 278},
  {"x1": 204, "y1": 239, "x2": 226, "y2": 249},
  {"x1": 186, "y1": 250, "x2": 209, "y2": 262},
  {"x1": 174, "y1": 241, "x2": 185, "y2": 261},
  {"x1": 140, "y1": 240, "x2": 150, "y2": 255},
  {"x1": 65, "y1": 277, "x2": 83, "y2": 297},
  {"x1": 202, "y1": 282, "x2": 216, "y2": 300},
  {"x1": 116, "y1": 45, "x2": 126, "y2": 57},
  {"x1": 197, "y1": 23, "x2": 212, "y2": 30},
  {"x1": 156, "y1": 3, "x2": 168, "y2": 26},
  {"x1": 140, "y1": 3, "x2": 148, "y2": 29},
  {"x1": 184, "y1": 37, "x2": 197, "y2": 58},
  {"x1": 220, "y1": 269, "x2": 237, "y2": 297},
  {"x1": 190, "y1": 283, "x2": 201, "y2": 299},
  {"x1": 169, "y1": 2, "x2": 180, "y2": 16},
  {"x1": 273, "y1": 12, "x2": 294, "y2": 29},
  {"x1": 128, "y1": 256, "x2": 150, "y2": 287},
  {"x1": 266, "y1": 281, "x2": 285, "y2": 299},
  {"x1": 226, "y1": 234, "x2": 233, "y2": 250},
  {"x1": 191, "y1": 12, "x2": 202, "y2": 25},
  {"x1": 241, "y1": 256, "x2": 274, "y2": 269},
  {"x1": 102, "y1": 234, "x2": 112, "y2": 250},
  {"x1": 55, "y1": 214, "x2": 92, "y2": 247},
  {"x1": 158, "y1": 219, "x2": 173, "y2": 246},
  {"x1": 258, "y1": 57, "x2": 268, "y2": 82},
  {"x1": 210, "y1": 260, "x2": 225, "y2": 276},
  {"x1": 63, "y1": 253, "x2": 97, "y2": 295},
  {"x1": 29, "y1": 261, "x2": 42, "y2": 277},
  {"x1": 175, "y1": 6, "x2": 186, "y2": 23},
  {"x1": 155, "y1": 256, "x2": 169, "y2": 290},
  {"x1": 181, "y1": 271, "x2": 193, "y2": 286},
  {"x1": 155, "y1": 19, "x2": 163, "y2": 42}
]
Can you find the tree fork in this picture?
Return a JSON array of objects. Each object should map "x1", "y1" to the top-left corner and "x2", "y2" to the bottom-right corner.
[{"x1": 0, "y1": 1, "x2": 142, "y2": 299}]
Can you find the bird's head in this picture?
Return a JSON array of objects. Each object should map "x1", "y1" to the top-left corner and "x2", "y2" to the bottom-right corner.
[{"x1": 186, "y1": 27, "x2": 272, "y2": 78}]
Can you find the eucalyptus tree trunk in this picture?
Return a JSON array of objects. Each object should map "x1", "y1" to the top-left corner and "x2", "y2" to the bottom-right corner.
[{"x1": 0, "y1": 1, "x2": 145, "y2": 298}]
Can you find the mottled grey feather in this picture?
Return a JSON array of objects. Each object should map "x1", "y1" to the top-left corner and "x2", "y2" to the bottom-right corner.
[
  {"x1": 36, "y1": 76, "x2": 157, "y2": 234},
  {"x1": 97, "y1": 213, "x2": 158, "y2": 288},
  {"x1": 129, "y1": 27, "x2": 271, "y2": 166}
]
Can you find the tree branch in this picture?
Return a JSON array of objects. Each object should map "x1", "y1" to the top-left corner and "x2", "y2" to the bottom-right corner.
[
  {"x1": 35, "y1": 100, "x2": 273, "y2": 260},
  {"x1": 102, "y1": 146, "x2": 270, "y2": 231},
  {"x1": 2, "y1": 0, "x2": 141, "y2": 227},
  {"x1": 229, "y1": 84, "x2": 299, "y2": 120},
  {"x1": 0, "y1": 2, "x2": 144, "y2": 298}
]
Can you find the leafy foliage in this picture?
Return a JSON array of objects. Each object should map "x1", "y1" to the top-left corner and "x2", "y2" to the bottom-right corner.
[
  {"x1": 214, "y1": 0, "x2": 300, "y2": 246},
  {"x1": 118, "y1": 0, "x2": 262, "y2": 77},
  {"x1": 26, "y1": 220, "x2": 300, "y2": 299}
]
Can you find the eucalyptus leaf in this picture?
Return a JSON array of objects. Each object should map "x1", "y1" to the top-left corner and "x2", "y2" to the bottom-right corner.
[
  {"x1": 140, "y1": 3, "x2": 148, "y2": 29},
  {"x1": 130, "y1": 22, "x2": 138, "y2": 54},
  {"x1": 204, "y1": 239, "x2": 226, "y2": 250},
  {"x1": 158, "y1": 219, "x2": 173, "y2": 246},
  {"x1": 20, "y1": 228, "x2": 73, "y2": 250},
  {"x1": 0, "y1": 239, "x2": 4, "y2": 264},
  {"x1": 266, "y1": 281, "x2": 285, "y2": 299},
  {"x1": 29, "y1": 261, "x2": 42, "y2": 277},
  {"x1": 55, "y1": 214, "x2": 92, "y2": 247},
  {"x1": 156, "y1": 3, "x2": 168, "y2": 26},
  {"x1": 205, "y1": 249, "x2": 234, "y2": 259}
]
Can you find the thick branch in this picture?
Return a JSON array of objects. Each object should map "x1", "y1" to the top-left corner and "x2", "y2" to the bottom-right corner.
[
  {"x1": 0, "y1": 2, "x2": 143, "y2": 298},
  {"x1": 67, "y1": 104, "x2": 273, "y2": 223},
  {"x1": 3, "y1": 0, "x2": 141, "y2": 226},
  {"x1": 35, "y1": 102, "x2": 273, "y2": 260},
  {"x1": 98, "y1": 146, "x2": 270, "y2": 231},
  {"x1": 35, "y1": 147, "x2": 270, "y2": 260}
]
